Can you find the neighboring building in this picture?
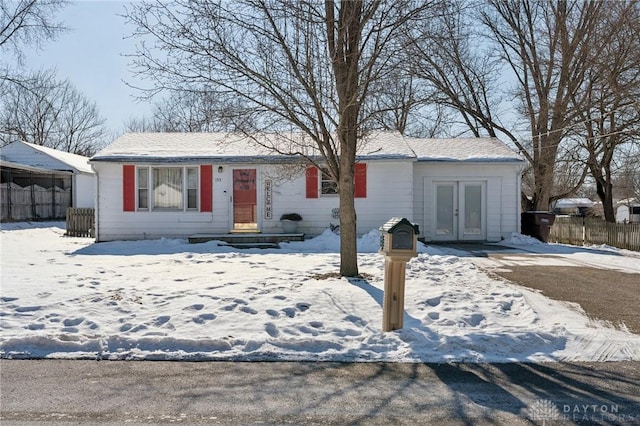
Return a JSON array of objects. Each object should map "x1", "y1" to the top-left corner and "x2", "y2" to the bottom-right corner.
[
  {"x1": 616, "y1": 199, "x2": 640, "y2": 223},
  {"x1": 1, "y1": 141, "x2": 95, "y2": 221},
  {"x1": 552, "y1": 198, "x2": 595, "y2": 217},
  {"x1": 89, "y1": 132, "x2": 524, "y2": 243}
]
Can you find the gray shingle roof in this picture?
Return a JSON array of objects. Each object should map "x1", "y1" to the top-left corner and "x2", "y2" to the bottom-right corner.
[
  {"x1": 405, "y1": 137, "x2": 523, "y2": 162},
  {"x1": 91, "y1": 132, "x2": 522, "y2": 163}
]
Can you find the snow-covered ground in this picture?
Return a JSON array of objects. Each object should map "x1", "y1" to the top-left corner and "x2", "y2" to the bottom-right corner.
[{"x1": 1, "y1": 222, "x2": 639, "y2": 362}]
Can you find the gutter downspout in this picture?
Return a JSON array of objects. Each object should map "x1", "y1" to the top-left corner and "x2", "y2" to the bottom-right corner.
[
  {"x1": 91, "y1": 163, "x2": 99, "y2": 242},
  {"x1": 516, "y1": 164, "x2": 523, "y2": 236}
]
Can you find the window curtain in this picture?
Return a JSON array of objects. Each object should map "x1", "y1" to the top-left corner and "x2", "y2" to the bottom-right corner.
[{"x1": 153, "y1": 168, "x2": 183, "y2": 209}]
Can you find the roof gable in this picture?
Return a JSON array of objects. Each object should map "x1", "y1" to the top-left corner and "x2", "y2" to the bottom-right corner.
[
  {"x1": 1, "y1": 141, "x2": 94, "y2": 173},
  {"x1": 405, "y1": 137, "x2": 522, "y2": 162}
]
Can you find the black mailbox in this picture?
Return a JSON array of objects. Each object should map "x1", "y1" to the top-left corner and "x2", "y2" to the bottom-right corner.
[
  {"x1": 379, "y1": 217, "x2": 419, "y2": 331},
  {"x1": 380, "y1": 217, "x2": 419, "y2": 256}
]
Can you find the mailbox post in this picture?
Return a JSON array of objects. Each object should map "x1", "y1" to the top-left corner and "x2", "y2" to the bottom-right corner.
[{"x1": 379, "y1": 218, "x2": 419, "y2": 332}]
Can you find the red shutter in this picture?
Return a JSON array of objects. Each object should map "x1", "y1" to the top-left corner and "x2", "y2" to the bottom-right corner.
[
  {"x1": 354, "y1": 163, "x2": 367, "y2": 198},
  {"x1": 123, "y1": 165, "x2": 135, "y2": 212},
  {"x1": 200, "y1": 165, "x2": 213, "y2": 212},
  {"x1": 306, "y1": 166, "x2": 318, "y2": 198}
]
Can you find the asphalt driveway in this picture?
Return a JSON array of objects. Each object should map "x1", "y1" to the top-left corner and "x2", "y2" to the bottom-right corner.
[{"x1": 434, "y1": 243, "x2": 640, "y2": 334}]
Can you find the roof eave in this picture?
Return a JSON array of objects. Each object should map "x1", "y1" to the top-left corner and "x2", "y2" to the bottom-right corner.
[
  {"x1": 0, "y1": 159, "x2": 74, "y2": 175},
  {"x1": 90, "y1": 154, "x2": 417, "y2": 164},
  {"x1": 416, "y1": 158, "x2": 525, "y2": 163}
]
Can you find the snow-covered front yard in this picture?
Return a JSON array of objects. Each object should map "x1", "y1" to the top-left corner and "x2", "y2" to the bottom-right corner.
[{"x1": 1, "y1": 222, "x2": 639, "y2": 362}]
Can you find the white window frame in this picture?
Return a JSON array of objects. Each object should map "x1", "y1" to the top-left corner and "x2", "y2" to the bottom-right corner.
[
  {"x1": 137, "y1": 167, "x2": 149, "y2": 210},
  {"x1": 136, "y1": 166, "x2": 199, "y2": 212},
  {"x1": 320, "y1": 167, "x2": 338, "y2": 196},
  {"x1": 186, "y1": 167, "x2": 199, "y2": 210}
]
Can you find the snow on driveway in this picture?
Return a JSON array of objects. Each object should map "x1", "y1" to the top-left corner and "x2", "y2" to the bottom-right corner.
[{"x1": 1, "y1": 222, "x2": 639, "y2": 362}]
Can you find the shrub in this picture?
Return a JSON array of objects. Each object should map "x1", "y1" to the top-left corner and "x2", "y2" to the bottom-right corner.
[{"x1": 280, "y1": 213, "x2": 302, "y2": 221}]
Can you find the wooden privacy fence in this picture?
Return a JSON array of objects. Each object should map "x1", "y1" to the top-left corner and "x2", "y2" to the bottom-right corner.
[
  {"x1": 1, "y1": 183, "x2": 71, "y2": 221},
  {"x1": 66, "y1": 208, "x2": 95, "y2": 238},
  {"x1": 549, "y1": 217, "x2": 640, "y2": 251}
]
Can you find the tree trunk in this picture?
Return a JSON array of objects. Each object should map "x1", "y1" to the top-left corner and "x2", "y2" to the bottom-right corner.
[
  {"x1": 532, "y1": 134, "x2": 560, "y2": 211},
  {"x1": 598, "y1": 180, "x2": 616, "y2": 223},
  {"x1": 339, "y1": 156, "x2": 358, "y2": 277},
  {"x1": 327, "y1": 0, "x2": 362, "y2": 277},
  {"x1": 593, "y1": 166, "x2": 617, "y2": 223},
  {"x1": 337, "y1": 87, "x2": 359, "y2": 277}
]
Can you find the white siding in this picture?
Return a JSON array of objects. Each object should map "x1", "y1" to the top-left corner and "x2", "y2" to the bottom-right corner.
[
  {"x1": 73, "y1": 173, "x2": 96, "y2": 208},
  {"x1": 94, "y1": 162, "x2": 227, "y2": 241},
  {"x1": 94, "y1": 160, "x2": 415, "y2": 242},
  {"x1": 266, "y1": 161, "x2": 414, "y2": 236},
  {"x1": 356, "y1": 161, "x2": 415, "y2": 232},
  {"x1": 413, "y1": 162, "x2": 521, "y2": 242}
]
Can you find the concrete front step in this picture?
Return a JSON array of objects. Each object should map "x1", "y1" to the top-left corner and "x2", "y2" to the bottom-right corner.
[
  {"x1": 188, "y1": 233, "x2": 305, "y2": 245},
  {"x1": 226, "y1": 242, "x2": 281, "y2": 249}
]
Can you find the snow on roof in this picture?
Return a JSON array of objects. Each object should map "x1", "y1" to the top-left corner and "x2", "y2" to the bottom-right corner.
[
  {"x1": 0, "y1": 159, "x2": 74, "y2": 175},
  {"x1": 616, "y1": 198, "x2": 640, "y2": 206},
  {"x1": 405, "y1": 137, "x2": 523, "y2": 162},
  {"x1": 4, "y1": 141, "x2": 94, "y2": 174},
  {"x1": 356, "y1": 131, "x2": 416, "y2": 159},
  {"x1": 92, "y1": 132, "x2": 282, "y2": 162},
  {"x1": 91, "y1": 132, "x2": 522, "y2": 164},
  {"x1": 91, "y1": 131, "x2": 415, "y2": 163},
  {"x1": 553, "y1": 198, "x2": 595, "y2": 209}
]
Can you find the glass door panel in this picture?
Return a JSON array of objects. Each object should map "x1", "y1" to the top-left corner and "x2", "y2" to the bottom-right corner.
[
  {"x1": 460, "y1": 182, "x2": 485, "y2": 240},
  {"x1": 463, "y1": 184, "x2": 482, "y2": 235},
  {"x1": 232, "y1": 169, "x2": 258, "y2": 231},
  {"x1": 435, "y1": 183, "x2": 456, "y2": 239}
]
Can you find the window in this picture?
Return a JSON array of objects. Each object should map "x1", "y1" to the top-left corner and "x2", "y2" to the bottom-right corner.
[
  {"x1": 305, "y1": 164, "x2": 366, "y2": 199},
  {"x1": 137, "y1": 168, "x2": 148, "y2": 209},
  {"x1": 320, "y1": 167, "x2": 338, "y2": 195},
  {"x1": 135, "y1": 166, "x2": 200, "y2": 211},
  {"x1": 186, "y1": 167, "x2": 198, "y2": 210},
  {"x1": 153, "y1": 168, "x2": 183, "y2": 209}
]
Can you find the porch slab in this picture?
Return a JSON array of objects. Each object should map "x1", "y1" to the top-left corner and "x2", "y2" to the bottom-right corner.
[{"x1": 188, "y1": 233, "x2": 305, "y2": 245}]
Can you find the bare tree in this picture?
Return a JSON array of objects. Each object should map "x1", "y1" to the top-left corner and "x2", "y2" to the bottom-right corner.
[
  {"x1": 125, "y1": 0, "x2": 436, "y2": 276},
  {"x1": 552, "y1": 141, "x2": 590, "y2": 200},
  {"x1": 364, "y1": 69, "x2": 454, "y2": 137},
  {"x1": 139, "y1": 89, "x2": 244, "y2": 132},
  {"x1": 481, "y1": 0, "x2": 607, "y2": 211},
  {"x1": 410, "y1": 0, "x2": 607, "y2": 211},
  {"x1": 0, "y1": 0, "x2": 69, "y2": 88},
  {"x1": 57, "y1": 82, "x2": 109, "y2": 155},
  {"x1": 614, "y1": 146, "x2": 640, "y2": 202},
  {"x1": 573, "y1": 0, "x2": 640, "y2": 222},
  {"x1": 0, "y1": 69, "x2": 108, "y2": 155},
  {"x1": 410, "y1": 1, "x2": 515, "y2": 140}
]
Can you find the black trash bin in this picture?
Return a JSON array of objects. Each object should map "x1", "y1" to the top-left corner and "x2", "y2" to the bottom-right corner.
[{"x1": 521, "y1": 211, "x2": 556, "y2": 242}]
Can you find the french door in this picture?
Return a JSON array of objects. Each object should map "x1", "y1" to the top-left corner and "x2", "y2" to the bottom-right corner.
[{"x1": 433, "y1": 181, "x2": 486, "y2": 241}]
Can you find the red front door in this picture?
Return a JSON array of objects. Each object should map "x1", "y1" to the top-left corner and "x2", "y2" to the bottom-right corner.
[{"x1": 233, "y1": 169, "x2": 257, "y2": 229}]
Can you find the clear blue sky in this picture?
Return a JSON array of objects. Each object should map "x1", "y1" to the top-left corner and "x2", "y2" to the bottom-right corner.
[{"x1": 23, "y1": 0, "x2": 151, "y2": 136}]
